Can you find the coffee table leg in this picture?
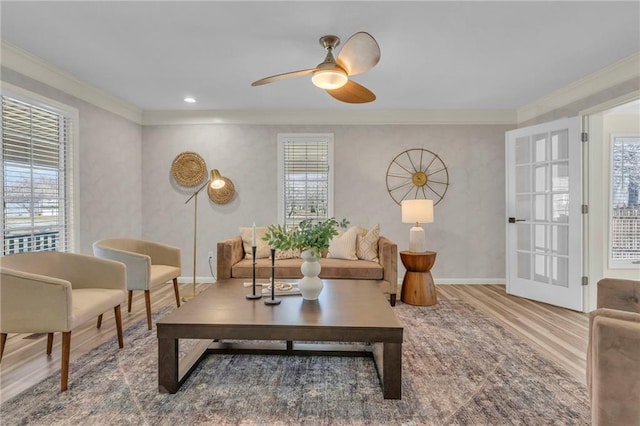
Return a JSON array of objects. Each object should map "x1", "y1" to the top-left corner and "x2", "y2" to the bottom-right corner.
[
  {"x1": 158, "y1": 337, "x2": 179, "y2": 393},
  {"x1": 383, "y1": 342, "x2": 402, "y2": 399}
]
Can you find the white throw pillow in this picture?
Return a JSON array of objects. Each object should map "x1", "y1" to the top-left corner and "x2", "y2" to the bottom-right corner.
[
  {"x1": 356, "y1": 224, "x2": 380, "y2": 262},
  {"x1": 327, "y1": 226, "x2": 358, "y2": 260},
  {"x1": 240, "y1": 227, "x2": 271, "y2": 259}
]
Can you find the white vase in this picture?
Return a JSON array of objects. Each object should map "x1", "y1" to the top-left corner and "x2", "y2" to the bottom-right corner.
[{"x1": 298, "y1": 249, "x2": 323, "y2": 300}]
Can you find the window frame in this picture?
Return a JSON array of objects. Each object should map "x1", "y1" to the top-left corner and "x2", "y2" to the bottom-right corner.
[
  {"x1": 1, "y1": 82, "x2": 80, "y2": 254},
  {"x1": 276, "y1": 133, "x2": 334, "y2": 229},
  {"x1": 608, "y1": 133, "x2": 640, "y2": 269}
]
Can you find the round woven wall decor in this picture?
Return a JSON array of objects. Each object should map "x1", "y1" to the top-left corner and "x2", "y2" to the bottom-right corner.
[
  {"x1": 207, "y1": 177, "x2": 235, "y2": 204},
  {"x1": 171, "y1": 151, "x2": 207, "y2": 187}
]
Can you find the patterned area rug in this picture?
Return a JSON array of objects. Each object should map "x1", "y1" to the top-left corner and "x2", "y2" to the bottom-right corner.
[{"x1": 0, "y1": 301, "x2": 589, "y2": 425}]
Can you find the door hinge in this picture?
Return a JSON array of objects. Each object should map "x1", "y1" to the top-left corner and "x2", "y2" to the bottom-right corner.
[
  {"x1": 582, "y1": 276, "x2": 589, "y2": 286},
  {"x1": 581, "y1": 132, "x2": 588, "y2": 142},
  {"x1": 581, "y1": 204, "x2": 589, "y2": 214}
]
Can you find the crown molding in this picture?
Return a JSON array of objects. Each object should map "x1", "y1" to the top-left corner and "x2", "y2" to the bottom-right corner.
[
  {"x1": 1, "y1": 41, "x2": 143, "y2": 124},
  {"x1": 142, "y1": 109, "x2": 517, "y2": 126},
  {"x1": 517, "y1": 52, "x2": 640, "y2": 124}
]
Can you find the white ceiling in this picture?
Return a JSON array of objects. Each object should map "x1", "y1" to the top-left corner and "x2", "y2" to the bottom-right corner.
[{"x1": 1, "y1": 1, "x2": 639, "y2": 112}]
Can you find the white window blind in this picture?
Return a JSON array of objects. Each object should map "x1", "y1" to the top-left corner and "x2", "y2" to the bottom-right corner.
[
  {"x1": 2, "y1": 94, "x2": 75, "y2": 254},
  {"x1": 277, "y1": 134, "x2": 333, "y2": 230}
]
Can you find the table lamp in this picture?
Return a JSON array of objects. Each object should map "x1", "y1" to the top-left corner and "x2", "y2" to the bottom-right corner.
[{"x1": 401, "y1": 199, "x2": 434, "y2": 252}]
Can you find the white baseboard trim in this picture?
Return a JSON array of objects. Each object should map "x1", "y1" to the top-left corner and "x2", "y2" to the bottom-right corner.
[
  {"x1": 397, "y1": 278, "x2": 506, "y2": 285},
  {"x1": 177, "y1": 276, "x2": 217, "y2": 284}
]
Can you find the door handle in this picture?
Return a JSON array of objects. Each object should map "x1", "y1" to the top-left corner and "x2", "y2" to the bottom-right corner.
[{"x1": 508, "y1": 217, "x2": 526, "y2": 224}]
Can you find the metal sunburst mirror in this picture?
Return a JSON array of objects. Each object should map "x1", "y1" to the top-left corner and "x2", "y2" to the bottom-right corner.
[{"x1": 386, "y1": 148, "x2": 449, "y2": 205}]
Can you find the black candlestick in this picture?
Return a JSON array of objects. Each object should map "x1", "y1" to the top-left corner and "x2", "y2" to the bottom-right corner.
[
  {"x1": 246, "y1": 245, "x2": 261, "y2": 299},
  {"x1": 264, "y1": 247, "x2": 281, "y2": 305}
]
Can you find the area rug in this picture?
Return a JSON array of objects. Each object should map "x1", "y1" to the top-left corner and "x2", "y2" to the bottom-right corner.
[{"x1": 0, "y1": 300, "x2": 590, "y2": 425}]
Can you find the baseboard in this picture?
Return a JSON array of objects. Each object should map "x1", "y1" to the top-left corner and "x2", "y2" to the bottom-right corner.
[
  {"x1": 177, "y1": 276, "x2": 217, "y2": 284},
  {"x1": 397, "y1": 278, "x2": 506, "y2": 286}
]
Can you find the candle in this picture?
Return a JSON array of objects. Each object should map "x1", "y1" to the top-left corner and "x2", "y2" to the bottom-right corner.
[{"x1": 252, "y1": 222, "x2": 256, "y2": 247}]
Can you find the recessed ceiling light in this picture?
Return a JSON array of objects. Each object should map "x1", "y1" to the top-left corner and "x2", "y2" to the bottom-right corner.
[{"x1": 184, "y1": 97, "x2": 196, "y2": 103}]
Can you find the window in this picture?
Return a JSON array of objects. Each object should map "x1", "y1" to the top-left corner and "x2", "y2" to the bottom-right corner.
[
  {"x1": 609, "y1": 134, "x2": 640, "y2": 268},
  {"x1": 1, "y1": 87, "x2": 78, "y2": 255},
  {"x1": 277, "y1": 134, "x2": 333, "y2": 229}
]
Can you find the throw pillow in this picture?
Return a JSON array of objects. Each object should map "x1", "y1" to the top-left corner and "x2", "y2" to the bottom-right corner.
[
  {"x1": 327, "y1": 226, "x2": 358, "y2": 260},
  {"x1": 240, "y1": 226, "x2": 271, "y2": 259},
  {"x1": 356, "y1": 224, "x2": 380, "y2": 262},
  {"x1": 275, "y1": 248, "x2": 300, "y2": 259}
]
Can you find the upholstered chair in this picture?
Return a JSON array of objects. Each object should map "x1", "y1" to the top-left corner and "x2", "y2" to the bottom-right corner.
[
  {"x1": 0, "y1": 251, "x2": 126, "y2": 391},
  {"x1": 93, "y1": 238, "x2": 182, "y2": 330},
  {"x1": 587, "y1": 278, "x2": 640, "y2": 425}
]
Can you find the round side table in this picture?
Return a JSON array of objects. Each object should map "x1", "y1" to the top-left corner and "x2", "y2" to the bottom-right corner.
[{"x1": 400, "y1": 251, "x2": 437, "y2": 306}]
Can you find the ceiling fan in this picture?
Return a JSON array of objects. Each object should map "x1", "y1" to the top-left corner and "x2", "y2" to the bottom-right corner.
[{"x1": 251, "y1": 32, "x2": 380, "y2": 104}]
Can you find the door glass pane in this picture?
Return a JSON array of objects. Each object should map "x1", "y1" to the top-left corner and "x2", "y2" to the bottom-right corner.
[
  {"x1": 534, "y1": 254, "x2": 548, "y2": 283},
  {"x1": 518, "y1": 252, "x2": 531, "y2": 279},
  {"x1": 516, "y1": 165, "x2": 530, "y2": 193},
  {"x1": 551, "y1": 130, "x2": 569, "y2": 160},
  {"x1": 552, "y1": 257, "x2": 569, "y2": 287},
  {"x1": 534, "y1": 224, "x2": 547, "y2": 253},
  {"x1": 534, "y1": 165, "x2": 547, "y2": 192},
  {"x1": 534, "y1": 195, "x2": 547, "y2": 221},
  {"x1": 551, "y1": 163, "x2": 569, "y2": 191},
  {"x1": 551, "y1": 225, "x2": 569, "y2": 255},
  {"x1": 516, "y1": 195, "x2": 531, "y2": 220},
  {"x1": 534, "y1": 134, "x2": 548, "y2": 162},
  {"x1": 552, "y1": 193, "x2": 569, "y2": 222},
  {"x1": 517, "y1": 224, "x2": 531, "y2": 251},
  {"x1": 516, "y1": 136, "x2": 530, "y2": 164}
]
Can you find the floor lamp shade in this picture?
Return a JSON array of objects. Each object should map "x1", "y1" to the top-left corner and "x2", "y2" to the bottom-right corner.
[{"x1": 401, "y1": 199, "x2": 434, "y2": 252}]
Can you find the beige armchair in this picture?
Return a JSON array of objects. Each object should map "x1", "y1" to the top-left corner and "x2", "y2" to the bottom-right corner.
[
  {"x1": 93, "y1": 238, "x2": 181, "y2": 330},
  {"x1": 587, "y1": 278, "x2": 640, "y2": 425},
  {"x1": 0, "y1": 251, "x2": 126, "y2": 391}
]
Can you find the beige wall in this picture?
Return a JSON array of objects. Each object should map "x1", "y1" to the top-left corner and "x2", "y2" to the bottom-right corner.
[
  {"x1": 141, "y1": 123, "x2": 512, "y2": 282},
  {"x1": 588, "y1": 112, "x2": 640, "y2": 308},
  {"x1": 1, "y1": 68, "x2": 143, "y2": 254}
]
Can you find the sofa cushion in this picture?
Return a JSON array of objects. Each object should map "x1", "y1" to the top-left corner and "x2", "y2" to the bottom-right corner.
[
  {"x1": 231, "y1": 257, "x2": 383, "y2": 280},
  {"x1": 240, "y1": 226, "x2": 270, "y2": 259}
]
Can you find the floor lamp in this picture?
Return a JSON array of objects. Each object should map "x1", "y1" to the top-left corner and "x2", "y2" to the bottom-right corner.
[{"x1": 183, "y1": 169, "x2": 226, "y2": 302}]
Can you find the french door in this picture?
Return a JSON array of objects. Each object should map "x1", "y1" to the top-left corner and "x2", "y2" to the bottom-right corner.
[{"x1": 505, "y1": 117, "x2": 583, "y2": 311}]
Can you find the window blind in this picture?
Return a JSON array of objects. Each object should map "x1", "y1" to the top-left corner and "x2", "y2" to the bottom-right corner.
[
  {"x1": 280, "y1": 135, "x2": 332, "y2": 230},
  {"x1": 2, "y1": 95, "x2": 74, "y2": 254}
]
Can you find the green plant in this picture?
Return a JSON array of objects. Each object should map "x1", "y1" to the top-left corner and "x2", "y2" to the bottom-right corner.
[{"x1": 263, "y1": 218, "x2": 349, "y2": 258}]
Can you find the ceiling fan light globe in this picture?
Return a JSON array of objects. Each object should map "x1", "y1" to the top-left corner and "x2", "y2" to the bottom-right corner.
[{"x1": 311, "y1": 69, "x2": 348, "y2": 90}]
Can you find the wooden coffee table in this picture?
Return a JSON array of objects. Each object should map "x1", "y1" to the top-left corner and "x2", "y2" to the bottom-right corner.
[{"x1": 157, "y1": 279, "x2": 403, "y2": 399}]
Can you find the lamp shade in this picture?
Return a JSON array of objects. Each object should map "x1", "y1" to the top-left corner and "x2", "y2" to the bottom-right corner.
[
  {"x1": 311, "y1": 69, "x2": 348, "y2": 89},
  {"x1": 209, "y1": 169, "x2": 226, "y2": 189},
  {"x1": 401, "y1": 199, "x2": 434, "y2": 224}
]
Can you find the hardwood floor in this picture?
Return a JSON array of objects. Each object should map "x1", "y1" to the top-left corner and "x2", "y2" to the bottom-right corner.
[{"x1": 0, "y1": 283, "x2": 588, "y2": 403}]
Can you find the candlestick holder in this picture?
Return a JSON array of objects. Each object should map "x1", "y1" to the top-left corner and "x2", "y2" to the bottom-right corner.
[
  {"x1": 246, "y1": 245, "x2": 261, "y2": 299},
  {"x1": 264, "y1": 247, "x2": 281, "y2": 305}
]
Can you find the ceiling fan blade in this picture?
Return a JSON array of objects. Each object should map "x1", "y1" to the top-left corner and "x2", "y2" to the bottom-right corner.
[
  {"x1": 326, "y1": 80, "x2": 376, "y2": 104},
  {"x1": 335, "y1": 32, "x2": 380, "y2": 76},
  {"x1": 251, "y1": 68, "x2": 316, "y2": 86}
]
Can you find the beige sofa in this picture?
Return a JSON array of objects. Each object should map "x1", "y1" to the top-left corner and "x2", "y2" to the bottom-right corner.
[
  {"x1": 587, "y1": 278, "x2": 640, "y2": 425},
  {"x1": 217, "y1": 236, "x2": 398, "y2": 305}
]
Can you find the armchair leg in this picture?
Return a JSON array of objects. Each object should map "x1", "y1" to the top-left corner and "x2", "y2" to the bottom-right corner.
[
  {"x1": 144, "y1": 290, "x2": 152, "y2": 330},
  {"x1": 173, "y1": 278, "x2": 181, "y2": 308},
  {"x1": 60, "y1": 331, "x2": 71, "y2": 392},
  {"x1": 390, "y1": 294, "x2": 396, "y2": 306},
  {"x1": 127, "y1": 290, "x2": 133, "y2": 313},
  {"x1": 114, "y1": 305, "x2": 124, "y2": 348},
  {"x1": 0, "y1": 333, "x2": 6, "y2": 361},
  {"x1": 96, "y1": 314, "x2": 103, "y2": 329},
  {"x1": 47, "y1": 333, "x2": 54, "y2": 355}
]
